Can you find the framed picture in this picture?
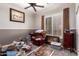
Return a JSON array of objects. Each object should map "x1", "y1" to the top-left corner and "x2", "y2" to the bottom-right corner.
[{"x1": 10, "y1": 8, "x2": 25, "y2": 23}]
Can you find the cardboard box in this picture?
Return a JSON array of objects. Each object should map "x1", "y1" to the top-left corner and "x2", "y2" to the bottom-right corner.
[{"x1": 7, "y1": 45, "x2": 16, "y2": 51}]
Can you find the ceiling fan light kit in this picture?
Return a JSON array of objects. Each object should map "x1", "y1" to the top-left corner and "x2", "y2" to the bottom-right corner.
[{"x1": 24, "y1": 3, "x2": 44, "y2": 12}]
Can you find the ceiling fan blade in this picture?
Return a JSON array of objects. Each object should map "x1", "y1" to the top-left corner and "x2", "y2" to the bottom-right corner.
[
  {"x1": 32, "y1": 6, "x2": 36, "y2": 12},
  {"x1": 35, "y1": 5, "x2": 44, "y2": 8},
  {"x1": 24, "y1": 6, "x2": 31, "y2": 9},
  {"x1": 29, "y1": 3, "x2": 36, "y2": 6}
]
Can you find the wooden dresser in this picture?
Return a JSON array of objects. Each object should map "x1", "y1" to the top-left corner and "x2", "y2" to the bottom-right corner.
[
  {"x1": 63, "y1": 31, "x2": 73, "y2": 48},
  {"x1": 63, "y1": 30, "x2": 76, "y2": 52}
]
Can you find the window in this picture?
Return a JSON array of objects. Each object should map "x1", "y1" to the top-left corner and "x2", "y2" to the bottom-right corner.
[{"x1": 46, "y1": 17, "x2": 52, "y2": 35}]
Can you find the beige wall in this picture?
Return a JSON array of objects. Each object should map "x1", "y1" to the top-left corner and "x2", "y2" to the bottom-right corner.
[
  {"x1": 35, "y1": 3, "x2": 76, "y2": 30},
  {"x1": 0, "y1": 3, "x2": 36, "y2": 45},
  {"x1": 34, "y1": 3, "x2": 76, "y2": 47},
  {"x1": 0, "y1": 3, "x2": 76, "y2": 46},
  {"x1": 0, "y1": 29, "x2": 34, "y2": 45},
  {"x1": 0, "y1": 3, "x2": 35, "y2": 29}
]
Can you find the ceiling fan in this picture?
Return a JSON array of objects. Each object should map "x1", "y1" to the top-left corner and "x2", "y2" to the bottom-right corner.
[{"x1": 24, "y1": 3, "x2": 44, "y2": 12}]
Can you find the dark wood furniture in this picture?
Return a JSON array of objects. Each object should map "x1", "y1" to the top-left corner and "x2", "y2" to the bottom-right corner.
[
  {"x1": 63, "y1": 8, "x2": 70, "y2": 30},
  {"x1": 41, "y1": 16, "x2": 45, "y2": 30},
  {"x1": 63, "y1": 30, "x2": 76, "y2": 52},
  {"x1": 63, "y1": 7, "x2": 77, "y2": 53},
  {"x1": 29, "y1": 31, "x2": 46, "y2": 46},
  {"x1": 63, "y1": 31, "x2": 73, "y2": 48}
]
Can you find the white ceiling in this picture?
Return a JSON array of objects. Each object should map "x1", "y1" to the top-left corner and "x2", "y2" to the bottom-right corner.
[
  {"x1": 15, "y1": 3, "x2": 74, "y2": 14},
  {"x1": 15, "y1": 3, "x2": 63, "y2": 12},
  {"x1": 15, "y1": 3, "x2": 46, "y2": 12}
]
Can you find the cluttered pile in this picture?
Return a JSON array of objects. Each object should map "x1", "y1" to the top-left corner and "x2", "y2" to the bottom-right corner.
[
  {"x1": 28, "y1": 45, "x2": 54, "y2": 56},
  {"x1": 0, "y1": 40, "x2": 32, "y2": 56}
]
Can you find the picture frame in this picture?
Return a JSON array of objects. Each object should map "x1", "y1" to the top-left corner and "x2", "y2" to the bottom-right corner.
[{"x1": 10, "y1": 8, "x2": 25, "y2": 23}]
